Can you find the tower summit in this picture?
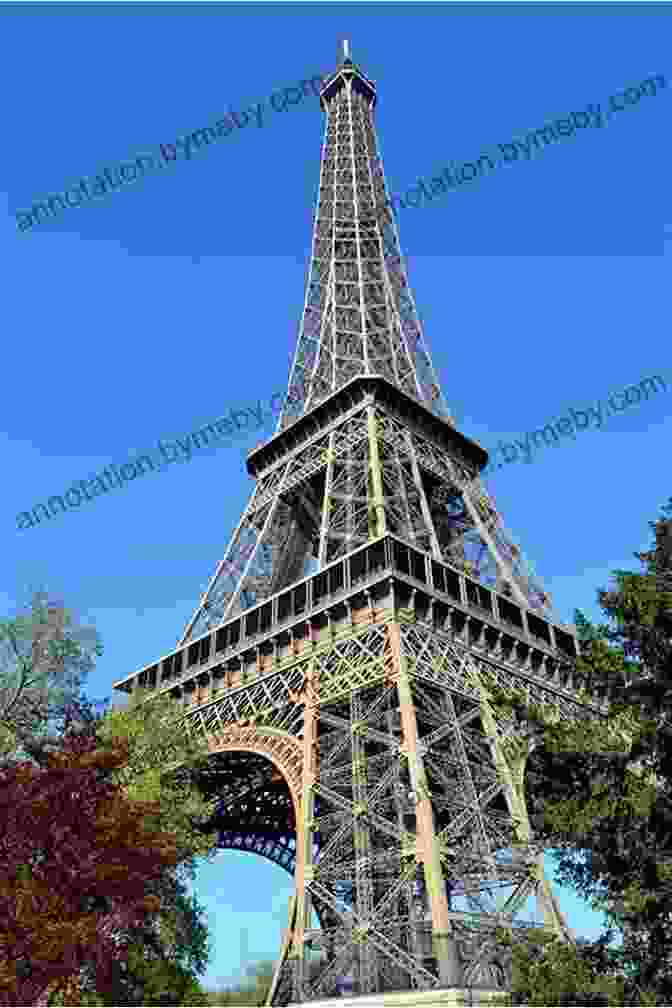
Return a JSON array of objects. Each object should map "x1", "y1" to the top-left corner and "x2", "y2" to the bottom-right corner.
[
  {"x1": 114, "y1": 45, "x2": 604, "y2": 1006},
  {"x1": 277, "y1": 36, "x2": 452, "y2": 443}
]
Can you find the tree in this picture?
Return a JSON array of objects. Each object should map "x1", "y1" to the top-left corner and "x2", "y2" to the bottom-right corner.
[
  {"x1": 482, "y1": 497, "x2": 672, "y2": 1003},
  {"x1": 0, "y1": 592, "x2": 103, "y2": 767},
  {"x1": 0, "y1": 603, "x2": 221, "y2": 1006},
  {"x1": 61, "y1": 687, "x2": 221, "y2": 1005},
  {"x1": 93, "y1": 686, "x2": 221, "y2": 866},
  {"x1": 0, "y1": 715, "x2": 182, "y2": 1006},
  {"x1": 82, "y1": 685, "x2": 218, "y2": 999},
  {"x1": 62, "y1": 941, "x2": 211, "y2": 1007},
  {"x1": 67, "y1": 872, "x2": 214, "y2": 1007},
  {"x1": 489, "y1": 928, "x2": 644, "y2": 1006},
  {"x1": 2, "y1": 665, "x2": 221, "y2": 1006}
]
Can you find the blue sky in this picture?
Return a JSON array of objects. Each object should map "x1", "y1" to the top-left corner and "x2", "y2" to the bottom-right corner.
[{"x1": 2, "y1": 0, "x2": 671, "y2": 992}]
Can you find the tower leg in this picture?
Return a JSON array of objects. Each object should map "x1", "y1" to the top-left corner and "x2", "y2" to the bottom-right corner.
[
  {"x1": 267, "y1": 895, "x2": 296, "y2": 1005},
  {"x1": 390, "y1": 623, "x2": 463, "y2": 986},
  {"x1": 471, "y1": 662, "x2": 576, "y2": 946},
  {"x1": 290, "y1": 665, "x2": 318, "y2": 1003}
]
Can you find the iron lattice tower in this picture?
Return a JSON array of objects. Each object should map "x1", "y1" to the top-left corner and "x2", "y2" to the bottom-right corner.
[{"x1": 115, "y1": 42, "x2": 608, "y2": 1005}]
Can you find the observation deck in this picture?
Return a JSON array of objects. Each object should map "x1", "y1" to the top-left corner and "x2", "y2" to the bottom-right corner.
[{"x1": 113, "y1": 533, "x2": 602, "y2": 714}]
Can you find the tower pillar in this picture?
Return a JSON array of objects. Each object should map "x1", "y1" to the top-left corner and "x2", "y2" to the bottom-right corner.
[
  {"x1": 291, "y1": 663, "x2": 319, "y2": 1002},
  {"x1": 390, "y1": 622, "x2": 463, "y2": 986}
]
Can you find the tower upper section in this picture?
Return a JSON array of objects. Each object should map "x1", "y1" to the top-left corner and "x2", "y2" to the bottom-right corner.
[
  {"x1": 276, "y1": 43, "x2": 454, "y2": 433},
  {"x1": 166, "y1": 42, "x2": 558, "y2": 647}
]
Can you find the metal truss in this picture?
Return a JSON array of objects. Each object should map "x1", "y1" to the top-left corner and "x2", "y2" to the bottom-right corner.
[
  {"x1": 172, "y1": 613, "x2": 593, "y2": 1004},
  {"x1": 276, "y1": 50, "x2": 451, "y2": 438},
  {"x1": 123, "y1": 43, "x2": 596, "y2": 1007},
  {"x1": 181, "y1": 399, "x2": 553, "y2": 644},
  {"x1": 213, "y1": 829, "x2": 297, "y2": 874}
]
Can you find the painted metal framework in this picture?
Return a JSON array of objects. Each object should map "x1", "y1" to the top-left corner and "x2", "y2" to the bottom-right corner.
[{"x1": 114, "y1": 43, "x2": 605, "y2": 1005}]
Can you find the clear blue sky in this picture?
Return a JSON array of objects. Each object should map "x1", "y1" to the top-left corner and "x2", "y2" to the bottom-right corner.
[{"x1": 3, "y1": 1, "x2": 671, "y2": 992}]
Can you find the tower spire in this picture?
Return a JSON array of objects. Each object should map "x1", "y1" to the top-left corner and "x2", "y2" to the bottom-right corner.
[{"x1": 278, "y1": 45, "x2": 452, "y2": 438}]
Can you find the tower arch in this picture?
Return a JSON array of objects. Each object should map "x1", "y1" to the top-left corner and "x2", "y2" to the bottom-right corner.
[
  {"x1": 184, "y1": 722, "x2": 340, "y2": 998},
  {"x1": 195, "y1": 725, "x2": 302, "y2": 875}
]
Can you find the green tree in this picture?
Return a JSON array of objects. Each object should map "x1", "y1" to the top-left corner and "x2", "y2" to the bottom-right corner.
[
  {"x1": 483, "y1": 497, "x2": 672, "y2": 1003},
  {"x1": 68, "y1": 687, "x2": 222, "y2": 1005},
  {"x1": 93, "y1": 686, "x2": 221, "y2": 866},
  {"x1": 489, "y1": 928, "x2": 644, "y2": 1006},
  {"x1": 0, "y1": 591, "x2": 103, "y2": 767},
  {"x1": 67, "y1": 873, "x2": 213, "y2": 1007},
  {"x1": 64, "y1": 940, "x2": 211, "y2": 1007}
]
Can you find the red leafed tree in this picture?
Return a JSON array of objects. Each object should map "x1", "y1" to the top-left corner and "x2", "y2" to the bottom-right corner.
[{"x1": 0, "y1": 724, "x2": 182, "y2": 1006}]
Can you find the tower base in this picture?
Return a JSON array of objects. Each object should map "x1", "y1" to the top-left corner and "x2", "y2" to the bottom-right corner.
[{"x1": 286, "y1": 987, "x2": 507, "y2": 1007}]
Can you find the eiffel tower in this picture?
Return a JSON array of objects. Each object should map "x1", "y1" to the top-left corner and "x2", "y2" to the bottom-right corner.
[{"x1": 114, "y1": 41, "x2": 608, "y2": 1006}]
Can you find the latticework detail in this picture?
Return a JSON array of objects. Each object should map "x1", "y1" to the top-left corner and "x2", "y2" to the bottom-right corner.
[
  {"x1": 115, "y1": 43, "x2": 591, "y2": 1006},
  {"x1": 277, "y1": 58, "x2": 450, "y2": 435},
  {"x1": 163, "y1": 614, "x2": 594, "y2": 1003},
  {"x1": 182, "y1": 398, "x2": 552, "y2": 644}
]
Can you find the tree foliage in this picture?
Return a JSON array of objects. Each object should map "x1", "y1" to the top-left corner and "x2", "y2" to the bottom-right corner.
[
  {"x1": 94, "y1": 686, "x2": 221, "y2": 867},
  {"x1": 54, "y1": 940, "x2": 212, "y2": 1007},
  {"x1": 482, "y1": 498, "x2": 672, "y2": 1003},
  {"x1": 0, "y1": 720, "x2": 182, "y2": 1006},
  {"x1": 0, "y1": 597, "x2": 269, "y2": 1006},
  {"x1": 487, "y1": 928, "x2": 661, "y2": 1006},
  {"x1": 40, "y1": 686, "x2": 222, "y2": 1005},
  {"x1": 0, "y1": 592, "x2": 103, "y2": 768},
  {"x1": 78, "y1": 688, "x2": 220, "y2": 1003},
  {"x1": 64, "y1": 872, "x2": 214, "y2": 1007}
]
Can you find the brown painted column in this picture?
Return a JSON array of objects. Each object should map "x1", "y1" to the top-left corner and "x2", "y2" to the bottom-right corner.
[{"x1": 389, "y1": 622, "x2": 463, "y2": 986}]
